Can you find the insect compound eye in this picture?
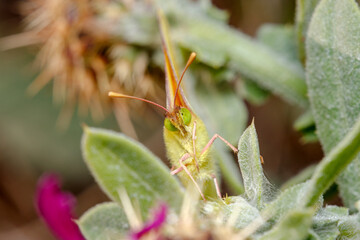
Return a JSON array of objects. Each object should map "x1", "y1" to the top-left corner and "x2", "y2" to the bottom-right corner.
[
  {"x1": 179, "y1": 108, "x2": 191, "y2": 125},
  {"x1": 164, "y1": 118, "x2": 178, "y2": 131}
]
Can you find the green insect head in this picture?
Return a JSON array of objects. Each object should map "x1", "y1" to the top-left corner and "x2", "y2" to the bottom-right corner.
[
  {"x1": 164, "y1": 107, "x2": 192, "y2": 134},
  {"x1": 109, "y1": 51, "x2": 197, "y2": 136}
]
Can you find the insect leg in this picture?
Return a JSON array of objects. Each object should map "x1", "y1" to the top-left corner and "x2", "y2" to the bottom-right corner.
[
  {"x1": 211, "y1": 174, "x2": 222, "y2": 199},
  {"x1": 171, "y1": 166, "x2": 183, "y2": 175},
  {"x1": 198, "y1": 134, "x2": 237, "y2": 199},
  {"x1": 192, "y1": 121, "x2": 200, "y2": 172},
  {"x1": 172, "y1": 153, "x2": 206, "y2": 201},
  {"x1": 200, "y1": 134, "x2": 238, "y2": 155}
]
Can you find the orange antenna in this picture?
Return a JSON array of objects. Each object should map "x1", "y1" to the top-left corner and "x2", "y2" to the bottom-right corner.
[
  {"x1": 173, "y1": 52, "x2": 197, "y2": 107},
  {"x1": 109, "y1": 92, "x2": 170, "y2": 114}
]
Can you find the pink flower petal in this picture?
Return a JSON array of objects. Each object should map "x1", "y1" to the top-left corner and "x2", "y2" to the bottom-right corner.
[
  {"x1": 35, "y1": 174, "x2": 85, "y2": 240},
  {"x1": 131, "y1": 203, "x2": 168, "y2": 240}
]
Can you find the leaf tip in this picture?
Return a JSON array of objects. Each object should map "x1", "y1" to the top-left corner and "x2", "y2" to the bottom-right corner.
[
  {"x1": 82, "y1": 123, "x2": 90, "y2": 133},
  {"x1": 251, "y1": 117, "x2": 255, "y2": 126}
]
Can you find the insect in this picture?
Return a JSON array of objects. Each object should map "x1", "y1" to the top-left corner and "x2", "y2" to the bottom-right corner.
[{"x1": 109, "y1": 10, "x2": 238, "y2": 201}]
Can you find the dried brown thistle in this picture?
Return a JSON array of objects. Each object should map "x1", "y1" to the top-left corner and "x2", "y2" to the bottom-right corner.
[{"x1": 3, "y1": 0, "x2": 162, "y2": 137}]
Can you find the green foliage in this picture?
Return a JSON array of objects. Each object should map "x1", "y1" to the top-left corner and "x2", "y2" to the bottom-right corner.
[
  {"x1": 300, "y1": 116, "x2": 360, "y2": 207},
  {"x1": 263, "y1": 183, "x2": 312, "y2": 222},
  {"x1": 238, "y1": 23, "x2": 301, "y2": 106},
  {"x1": 223, "y1": 196, "x2": 261, "y2": 229},
  {"x1": 306, "y1": 0, "x2": 360, "y2": 209},
  {"x1": 295, "y1": 0, "x2": 321, "y2": 62},
  {"x1": 239, "y1": 79, "x2": 270, "y2": 106},
  {"x1": 109, "y1": 0, "x2": 308, "y2": 107},
  {"x1": 81, "y1": 127, "x2": 183, "y2": 216},
  {"x1": 294, "y1": 110, "x2": 318, "y2": 143},
  {"x1": 238, "y1": 122, "x2": 273, "y2": 209},
  {"x1": 78, "y1": 202, "x2": 129, "y2": 240},
  {"x1": 281, "y1": 164, "x2": 316, "y2": 190},
  {"x1": 174, "y1": 19, "x2": 308, "y2": 107},
  {"x1": 257, "y1": 24, "x2": 300, "y2": 64},
  {"x1": 79, "y1": 118, "x2": 360, "y2": 238},
  {"x1": 311, "y1": 206, "x2": 348, "y2": 240},
  {"x1": 257, "y1": 209, "x2": 315, "y2": 240},
  {"x1": 338, "y1": 215, "x2": 360, "y2": 239}
]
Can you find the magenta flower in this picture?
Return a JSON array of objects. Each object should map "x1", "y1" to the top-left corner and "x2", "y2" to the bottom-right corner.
[
  {"x1": 35, "y1": 174, "x2": 85, "y2": 240},
  {"x1": 131, "y1": 203, "x2": 168, "y2": 240}
]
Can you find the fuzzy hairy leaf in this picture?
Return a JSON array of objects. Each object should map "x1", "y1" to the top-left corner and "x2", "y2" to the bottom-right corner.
[
  {"x1": 296, "y1": 0, "x2": 321, "y2": 62},
  {"x1": 224, "y1": 196, "x2": 261, "y2": 229},
  {"x1": 111, "y1": 0, "x2": 307, "y2": 107},
  {"x1": 238, "y1": 122, "x2": 273, "y2": 209},
  {"x1": 338, "y1": 215, "x2": 360, "y2": 239},
  {"x1": 263, "y1": 182, "x2": 321, "y2": 223},
  {"x1": 306, "y1": 0, "x2": 360, "y2": 209},
  {"x1": 258, "y1": 208, "x2": 315, "y2": 240},
  {"x1": 176, "y1": 21, "x2": 308, "y2": 107},
  {"x1": 312, "y1": 206, "x2": 349, "y2": 240},
  {"x1": 224, "y1": 197, "x2": 260, "y2": 229},
  {"x1": 314, "y1": 205, "x2": 348, "y2": 225},
  {"x1": 204, "y1": 196, "x2": 261, "y2": 230},
  {"x1": 300, "y1": 116, "x2": 360, "y2": 208},
  {"x1": 155, "y1": 0, "x2": 308, "y2": 107},
  {"x1": 81, "y1": 127, "x2": 183, "y2": 216},
  {"x1": 257, "y1": 24, "x2": 300, "y2": 64},
  {"x1": 239, "y1": 24, "x2": 301, "y2": 106},
  {"x1": 78, "y1": 202, "x2": 129, "y2": 240},
  {"x1": 281, "y1": 164, "x2": 316, "y2": 190}
]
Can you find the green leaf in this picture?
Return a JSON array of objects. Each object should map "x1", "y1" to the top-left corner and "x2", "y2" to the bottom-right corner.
[
  {"x1": 176, "y1": 21, "x2": 308, "y2": 107},
  {"x1": 308, "y1": 229, "x2": 321, "y2": 240},
  {"x1": 107, "y1": 0, "x2": 308, "y2": 107},
  {"x1": 257, "y1": 24, "x2": 300, "y2": 64},
  {"x1": 239, "y1": 79, "x2": 270, "y2": 106},
  {"x1": 294, "y1": 110, "x2": 315, "y2": 132},
  {"x1": 113, "y1": 4, "x2": 158, "y2": 46},
  {"x1": 78, "y1": 202, "x2": 129, "y2": 240},
  {"x1": 300, "y1": 132, "x2": 319, "y2": 144},
  {"x1": 295, "y1": 0, "x2": 321, "y2": 62},
  {"x1": 241, "y1": 24, "x2": 301, "y2": 106},
  {"x1": 312, "y1": 206, "x2": 349, "y2": 240},
  {"x1": 155, "y1": 0, "x2": 308, "y2": 107},
  {"x1": 338, "y1": 215, "x2": 360, "y2": 239},
  {"x1": 203, "y1": 196, "x2": 261, "y2": 230},
  {"x1": 258, "y1": 208, "x2": 315, "y2": 240},
  {"x1": 224, "y1": 196, "x2": 261, "y2": 229},
  {"x1": 238, "y1": 122, "x2": 273, "y2": 209},
  {"x1": 281, "y1": 164, "x2": 316, "y2": 190},
  {"x1": 81, "y1": 127, "x2": 183, "y2": 216},
  {"x1": 184, "y1": 72, "x2": 245, "y2": 195},
  {"x1": 263, "y1": 182, "x2": 323, "y2": 223},
  {"x1": 294, "y1": 110, "x2": 318, "y2": 143},
  {"x1": 300, "y1": 116, "x2": 360, "y2": 208},
  {"x1": 306, "y1": 0, "x2": 360, "y2": 210}
]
